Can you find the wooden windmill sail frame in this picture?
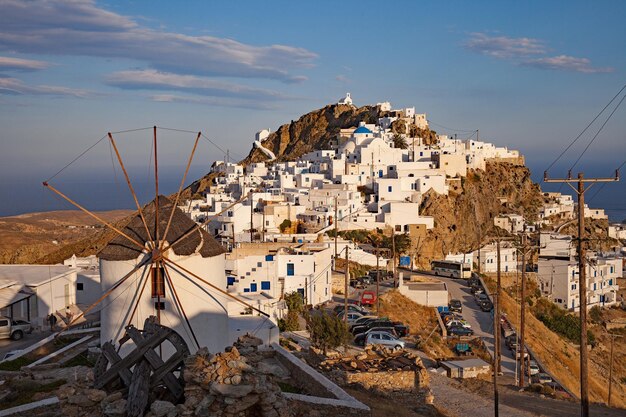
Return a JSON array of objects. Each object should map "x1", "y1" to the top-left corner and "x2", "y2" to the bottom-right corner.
[{"x1": 43, "y1": 126, "x2": 269, "y2": 346}]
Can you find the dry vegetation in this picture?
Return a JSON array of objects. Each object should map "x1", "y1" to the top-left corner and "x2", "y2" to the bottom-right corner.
[
  {"x1": 0, "y1": 210, "x2": 133, "y2": 264},
  {"x1": 378, "y1": 290, "x2": 453, "y2": 359},
  {"x1": 484, "y1": 275, "x2": 626, "y2": 409}
]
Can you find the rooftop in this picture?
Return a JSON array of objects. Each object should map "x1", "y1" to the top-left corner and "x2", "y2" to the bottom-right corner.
[{"x1": 0, "y1": 265, "x2": 75, "y2": 287}]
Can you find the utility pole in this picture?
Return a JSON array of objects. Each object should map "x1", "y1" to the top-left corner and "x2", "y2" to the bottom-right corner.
[
  {"x1": 344, "y1": 246, "x2": 349, "y2": 324},
  {"x1": 544, "y1": 170, "x2": 619, "y2": 417},
  {"x1": 376, "y1": 251, "x2": 381, "y2": 315},
  {"x1": 250, "y1": 192, "x2": 254, "y2": 243},
  {"x1": 477, "y1": 227, "x2": 482, "y2": 275},
  {"x1": 334, "y1": 196, "x2": 338, "y2": 259},
  {"x1": 608, "y1": 333, "x2": 623, "y2": 407},
  {"x1": 493, "y1": 236, "x2": 501, "y2": 417},
  {"x1": 391, "y1": 229, "x2": 397, "y2": 288},
  {"x1": 519, "y1": 232, "x2": 527, "y2": 388}
]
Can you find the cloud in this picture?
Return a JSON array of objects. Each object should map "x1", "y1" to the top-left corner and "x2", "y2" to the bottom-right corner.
[
  {"x1": 465, "y1": 32, "x2": 612, "y2": 74},
  {"x1": 0, "y1": 56, "x2": 49, "y2": 71},
  {"x1": 464, "y1": 32, "x2": 546, "y2": 59},
  {"x1": 0, "y1": 0, "x2": 317, "y2": 83},
  {"x1": 106, "y1": 69, "x2": 288, "y2": 100},
  {"x1": 0, "y1": 77, "x2": 90, "y2": 97},
  {"x1": 150, "y1": 94, "x2": 279, "y2": 110},
  {"x1": 521, "y1": 55, "x2": 613, "y2": 74},
  {"x1": 335, "y1": 74, "x2": 351, "y2": 83}
]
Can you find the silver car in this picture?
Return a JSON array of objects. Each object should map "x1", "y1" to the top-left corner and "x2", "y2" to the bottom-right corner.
[{"x1": 365, "y1": 330, "x2": 405, "y2": 350}]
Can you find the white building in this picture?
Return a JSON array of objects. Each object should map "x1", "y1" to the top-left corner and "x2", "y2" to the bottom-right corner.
[
  {"x1": 0, "y1": 265, "x2": 77, "y2": 328},
  {"x1": 474, "y1": 243, "x2": 517, "y2": 273},
  {"x1": 537, "y1": 256, "x2": 621, "y2": 311}
]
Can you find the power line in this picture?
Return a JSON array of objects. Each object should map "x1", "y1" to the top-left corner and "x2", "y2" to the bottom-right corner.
[
  {"x1": 586, "y1": 159, "x2": 625, "y2": 205},
  {"x1": 569, "y1": 93, "x2": 626, "y2": 171},
  {"x1": 45, "y1": 134, "x2": 107, "y2": 181},
  {"x1": 427, "y1": 120, "x2": 477, "y2": 133},
  {"x1": 545, "y1": 84, "x2": 626, "y2": 173}
]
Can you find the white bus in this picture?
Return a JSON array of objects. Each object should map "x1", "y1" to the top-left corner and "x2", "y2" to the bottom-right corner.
[{"x1": 431, "y1": 260, "x2": 471, "y2": 279}]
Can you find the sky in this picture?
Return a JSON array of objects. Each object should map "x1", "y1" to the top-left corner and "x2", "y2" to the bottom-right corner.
[{"x1": 0, "y1": 0, "x2": 625, "y2": 219}]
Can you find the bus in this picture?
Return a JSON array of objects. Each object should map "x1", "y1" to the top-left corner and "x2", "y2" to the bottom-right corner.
[{"x1": 431, "y1": 260, "x2": 471, "y2": 279}]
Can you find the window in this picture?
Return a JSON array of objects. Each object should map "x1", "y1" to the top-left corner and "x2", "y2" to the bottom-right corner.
[
  {"x1": 77, "y1": 283, "x2": 84, "y2": 291},
  {"x1": 151, "y1": 266, "x2": 166, "y2": 298},
  {"x1": 388, "y1": 186, "x2": 392, "y2": 192},
  {"x1": 261, "y1": 281, "x2": 271, "y2": 290},
  {"x1": 243, "y1": 288, "x2": 250, "y2": 293},
  {"x1": 257, "y1": 262, "x2": 262, "y2": 267},
  {"x1": 265, "y1": 255, "x2": 274, "y2": 261},
  {"x1": 250, "y1": 283, "x2": 258, "y2": 292},
  {"x1": 0, "y1": 320, "x2": 8, "y2": 327},
  {"x1": 287, "y1": 263, "x2": 295, "y2": 276},
  {"x1": 227, "y1": 277, "x2": 236, "y2": 286}
]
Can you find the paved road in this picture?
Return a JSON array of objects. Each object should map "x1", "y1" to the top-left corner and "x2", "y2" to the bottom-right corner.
[
  {"x1": 0, "y1": 329, "x2": 53, "y2": 360},
  {"x1": 399, "y1": 269, "x2": 519, "y2": 377}
]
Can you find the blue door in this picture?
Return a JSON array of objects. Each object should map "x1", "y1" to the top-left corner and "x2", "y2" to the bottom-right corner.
[
  {"x1": 250, "y1": 283, "x2": 257, "y2": 292},
  {"x1": 287, "y1": 263, "x2": 294, "y2": 276}
]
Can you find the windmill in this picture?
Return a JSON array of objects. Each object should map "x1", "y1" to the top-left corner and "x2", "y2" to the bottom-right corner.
[{"x1": 43, "y1": 127, "x2": 272, "y2": 357}]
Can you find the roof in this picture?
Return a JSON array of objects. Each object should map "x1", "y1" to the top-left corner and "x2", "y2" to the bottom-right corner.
[
  {"x1": 353, "y1": 126, "x2": 373, "y2": 134},
  {"x1": 440, "y1": 358, "x2": 491, "y2": 369},
  {"x1": 405, "y1": 282, "x2": 447, "y2": 292},
  {"x1": 99, "y1": 195, "x2": 225, "y2": 261},
  {"x1": 0, "y1": 265, "x2": 76, "y2": 287},
  {"x1": 0, "y1": 286, "x2": 34, "y2": 309}
]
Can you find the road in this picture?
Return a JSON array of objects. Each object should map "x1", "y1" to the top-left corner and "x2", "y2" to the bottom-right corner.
[
  {"x1": 0, "y1": 329, "x2": 53, "y2": 360},
  {"x1": 399, "y1": 269, "x2": 518, "y2": 377}
]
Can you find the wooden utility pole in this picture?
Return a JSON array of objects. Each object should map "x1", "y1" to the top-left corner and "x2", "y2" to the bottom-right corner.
[
  {"x1": 544, "y1": 170, "x2": 619, "y2": 417},
  {"x1": 493, "y1": 236, "x2": 501, "y2": 417},
  {"x1": 391, "y1": 229, "x2": 397, "y2": 288},
  {"x1": 519, "y1": 233, "x2": 527, "y2": 388},
  {"x1": 376, "y1": 253, "x2": 381, "y2": 315},
  {"x1": 344, "y1": 246, "x2": 349, "y2": 324},
  {"x1": 250, "y1": 192, "x2": 254, "y2": 243},
  {"x1": 334, "y1": 196, "x2": 338, "y2": 259}
]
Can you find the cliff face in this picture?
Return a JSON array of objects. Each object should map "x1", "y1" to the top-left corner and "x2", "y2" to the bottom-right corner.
[
  {"x1": 245, "y1": 104, "x2": 381, "y2": 164},
  {"x1": 415, "y1": 162, "x2": 544, "y2": 266}
]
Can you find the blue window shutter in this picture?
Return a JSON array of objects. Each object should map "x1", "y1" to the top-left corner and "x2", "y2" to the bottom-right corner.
[
  {"x1": 261, "y1": 281, "x2": 271, "y2": 290},
  {"x1": 250, "y1": 283, "x2": 258, "y2": 292},
  {"x1": 265, "y1": 255, "x2": 274, "y2": 261},
  {"x1": 287, "y1": 263, "x2": 295, "y2": 276},
  {"x1": 244, "y1": 288, "x2": 250, "y2": 293}
]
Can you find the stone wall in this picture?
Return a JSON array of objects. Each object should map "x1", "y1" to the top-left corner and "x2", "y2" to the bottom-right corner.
[{"x1": 344, "y1": 370, "x2": 417, "y2": 393}]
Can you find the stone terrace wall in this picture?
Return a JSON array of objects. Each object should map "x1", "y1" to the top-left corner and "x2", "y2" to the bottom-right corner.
[{"x1": 344, "y1": 370, "x2": 417, "y2": 393}]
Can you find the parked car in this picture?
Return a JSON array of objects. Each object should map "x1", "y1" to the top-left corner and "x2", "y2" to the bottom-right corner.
[
  {"x1": 354, "y1": 327, "x2": 399, "y2": 346},
  {"x1": 475, "y1": 293, "x2": 490, "y2": 304},
  {"x1": 479, "y1": 300, "x2": 493, "y2": 312},
  {"x1": 440, "y1": 311, "x2": 463, "y2": 322},
  {"x1": 350, "y1": 278, "x2": 364, "y2": 289},
  {"x1": 515, "y1": 348, "x2": 529, "y2": 360},
  {"x1": 0, "y1": 317, "x2": 32, "y2": 340},
  {"x1": 467, "y1": 277, "x2": 481, "y2": 287},
  {"x1": 365, "y1": 331, "x2": 405, "y2": 350},
  {"x1": 447, "y1": 326, "x2": 474, "y2": 336},
  {"x1": 534, "y1": 373, "x2": 553, "y2": 384},
  {"x1": 337, "y1": 312, "x2": 364, "y2": 325},
  {"x1": 446, "y1": 319, "x2": 471, "y2": 329},
  {"x1": 349, "y1": 315, "x2": 378, "y2": 329},
  {"x1": 352, "y1": 319, "x2": 409, "y2": 337},
  {"x1": 449, "y1": 299, "x2": 462, "y2": 313},
  {"x1": 470, "y1": 285, "x2": 484, "y2": 295},
  {"x1": 333, "y1": 304, "x2": 366, "y2": 316},
  {"x1": 359, "y1": 276, "x2": 374, "y2": 285},
  {"x1": 528, "y1": 360, "x2": 540, "y2": 376},
  {"x1": 360, "y1": 291, "x2": 377, "y2": 307}
]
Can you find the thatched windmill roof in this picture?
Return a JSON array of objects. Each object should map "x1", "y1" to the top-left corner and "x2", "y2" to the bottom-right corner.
[{"x1": 99, "y1": 195, "x2": 224, "y2": 261}]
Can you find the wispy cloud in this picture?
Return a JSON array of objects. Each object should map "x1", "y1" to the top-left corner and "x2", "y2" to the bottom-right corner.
[
  {"x1": 465, "y1": 33, "x2": 545, "y2": 59},
  {"x1": 150, "y1": 94, "x2": 280, "y2": 110},
  {"x1": 0, "y1": 0, "x2": 317, "y2": 83},
  {"x1": 335, "y1": 74, "x2": 351, "y2": 83},
  {"x1": 106, "y1": 70, "x2": 288, "y2": 100},
  {"x1": 522, "y1": 55, "x2": 613, "y2": 74},
  {"x1": 0, "y1": 56, "x2": 49, "y2": 71},
  {"x1": 464, "y1": 32, "x2": 611, "y2": 74},
  {"x1": 0, "y1": 77, "x2": 90, "y2": 97}
]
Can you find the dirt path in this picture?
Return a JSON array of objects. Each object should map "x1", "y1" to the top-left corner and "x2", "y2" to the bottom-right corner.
[{"x1": 429, "y1": 373, "x2": 532, "y2": 417}]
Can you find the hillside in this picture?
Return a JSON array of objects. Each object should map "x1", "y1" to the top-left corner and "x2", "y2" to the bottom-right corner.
[
  {"x1": 0, "y1": 210, "x2": 132, "y2": 264},
  {"x1": 415, "y1": 162, "x2": 544, "y2": 267}
]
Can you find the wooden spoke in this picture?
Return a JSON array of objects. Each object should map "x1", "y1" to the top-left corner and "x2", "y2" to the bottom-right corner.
[
  {"x1": 154, "y1": 126, "x2": 160, "y2": 246},
  {"x1": 43, "y1": 181, "x2": 147, "y2": 252},
  {"x1": 162, "y1": 256, "x2": 269, "y2": 318},
  {"x1": 57, "y1": 254, "x2": 153, "y2": 337},
  {"x1": 108, "y1": 132, "x2": 155, "y2": 249},
  {"x1": 162, "y1": 263, "x2": 200, "y2": 349},
  {"x1": 160, "y1": 132, "x2": 200, "y2": 251},
  {"x1": 126, "y1": 265, "x2": 151, "y2": 327}
]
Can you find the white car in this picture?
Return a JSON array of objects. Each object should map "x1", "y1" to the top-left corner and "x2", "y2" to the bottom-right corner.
[
  {"x1": 528, "y1": 361, "x2": 540, "y2": 376},
  {"x1": 365, "y1": 331, "x2": 405, "y2": 350},
  {"x1": 337, "y1": 312, "x2": 363, "y2": 326},
  {"x1": 446, "y1": 319, "x2": 471, "y2": 329}
]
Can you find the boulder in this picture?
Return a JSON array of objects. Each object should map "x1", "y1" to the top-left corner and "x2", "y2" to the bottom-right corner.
[
  {"x1": 210, "y1": 382, "x2": 253, "y2": 398},
  {"x1": 151, "y1": 400, "x2": 178, "y2": 417}
]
